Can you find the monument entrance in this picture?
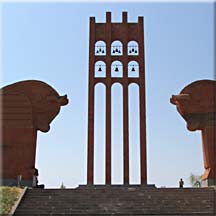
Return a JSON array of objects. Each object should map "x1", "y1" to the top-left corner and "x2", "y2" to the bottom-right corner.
[{"x1": 87, "y1": 12, "x2": 147, "y2": 185}]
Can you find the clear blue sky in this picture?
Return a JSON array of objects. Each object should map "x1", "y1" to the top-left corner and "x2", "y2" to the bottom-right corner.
[{"x1": 1, "y1": 2, "x2": 215, "y2": 188}]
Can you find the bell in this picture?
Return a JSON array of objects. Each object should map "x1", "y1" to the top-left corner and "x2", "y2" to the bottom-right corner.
[
  {"x1": 131, "y1": 66, "x2": 135, "y2": 72},
  {"x1": 102, "y1": 50, "x2": 105, "y2": 53},
  {"x1": 129, "y1": 50, "x2": 132, "y2": 54},
  {"x1": 113, "y1": 50, "x2": 115, "y2": 54},
  {"x1": 118, "y1": 50, "x2": 121, "y2": 54},
  {"x1": 135, "y1": 50, "x2": 138, "y2": 54},
  {"x1": 132, "y1": 48, "x2": 135, "y2": 52},
  {"x1": 99, "y1": 48, "x2": 102, "y2": 52},
  {"x1": 96, "y1": 50, "x2": 99, "y2": 54},
  {"x1": 98, "y1": 66, "x2": 102, "y2": 72},
  {"x1": 115, "y1": 48, "x2": 119, "y2": 52},
  {"x1": 115, "y1": 66, "x2": 119, "y2": 72}
]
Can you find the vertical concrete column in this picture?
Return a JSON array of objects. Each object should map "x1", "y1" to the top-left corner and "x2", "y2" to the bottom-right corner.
[
  {"x1": 106, "y1": 84, "x2": 111, "y2": 184},
  {"x1": 202, "y1": 125, "x2": 216, "y2": 185},
  {"x1": 123, "y1": 84, "x2": 129, "y2": 184},
  {"x1": 122, "y1": 12, "x2": 129, "y2": 184},
  {"x1": 32, "y1": 129, "x2": 38, "y2": 171},
  {"x1": 87, "y1": 17, "x2": 96, "y2": 184},
  {"x1": 105, "y1": 12, "x2": 112, "y2": 184},
  {"x1": 138, "y1": 16, "x2": 147, "y2": 184},
  {"x1": 139, "y1": 86, "x2": 147, "y2": 184}
]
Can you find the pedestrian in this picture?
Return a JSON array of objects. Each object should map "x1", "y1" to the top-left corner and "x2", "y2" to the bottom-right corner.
[
  {"x1": 179, "y1": 178, "x2": 184, "y2": 188},
  {"x1": 32, "y1": 167, "x2": 38, "y2": 188}
]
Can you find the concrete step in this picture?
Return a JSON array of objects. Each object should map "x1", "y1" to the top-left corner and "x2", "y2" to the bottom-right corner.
[{"x1": 14, "y1": 186, "x2": 216, "y2": 215}]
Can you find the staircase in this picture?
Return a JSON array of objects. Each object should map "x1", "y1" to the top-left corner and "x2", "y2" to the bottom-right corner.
[{"x1": 14, "y1": 185, "x2": 216, "y2": 215}]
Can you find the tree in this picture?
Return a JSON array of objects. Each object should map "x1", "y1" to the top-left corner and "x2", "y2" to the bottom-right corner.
[
  {"x1": 189, "y1": 173, "x2": 203, "y2": 187},
  {"x1": 60, "y1": 182, "x2": 66, "y2": 189}
]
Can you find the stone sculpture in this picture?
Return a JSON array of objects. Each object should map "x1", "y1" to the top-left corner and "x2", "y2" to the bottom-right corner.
[
  {"x1": 171, "y1": 79, "x2": 216, "y2": 186},
  {"x1": 0, "y1": 80, "x2": 68, "y2": 186}
]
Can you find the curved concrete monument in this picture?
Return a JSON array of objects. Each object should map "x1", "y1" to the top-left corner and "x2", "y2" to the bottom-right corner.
[
  {"x1": 0, "y1": 80, "x2": 68, "y2": 186},
  {"x1": 171, "y1": 79, "x2": 216, "y2": 186}
]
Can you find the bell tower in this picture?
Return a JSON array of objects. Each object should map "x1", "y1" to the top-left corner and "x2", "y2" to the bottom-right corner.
[{"x1": 87, "y1": 12, "x2": 147, "y2": 185}]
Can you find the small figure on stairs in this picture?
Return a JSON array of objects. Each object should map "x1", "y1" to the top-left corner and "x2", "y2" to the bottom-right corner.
[
  {"x1": 32, "y1": 167, "x2": 45, "y2": 189},
  {"x1": 179, "y1": 178, "x2": 184, "y2": 188}
]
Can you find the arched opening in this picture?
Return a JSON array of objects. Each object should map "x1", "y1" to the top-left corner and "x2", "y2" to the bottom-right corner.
[
  {"x1": 95, "y1": 41, "x2": 106, "y2": 56},
  {"x1": 111, "y1": 83, "x2": 123, "y2": 184},
  {"x1": 94, "y1": 83, "x2": 106, "y2": 184},
  {"x1": 128, "y1": 83, "x2": 140, "y2": 184},
  {"x1": 95, "y1": 61, "x2": 106, "y2": 77},
  {"x1": 111, "y1": 61, "x2": 123, "y2": 77},
  {"x1": 128, "y1": 41, "x2": 139, "y2": 56},
  {"x1": 111, "y1": 40, "x2": 123, "y2": 56},
  {"x1": 128, "y1": 61, "x2": 139, "y2": 77}
]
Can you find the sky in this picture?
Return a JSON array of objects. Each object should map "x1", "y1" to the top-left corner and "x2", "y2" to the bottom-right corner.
[{"x1": 1, "y1": 1, "x2": 215, "y2": 188}]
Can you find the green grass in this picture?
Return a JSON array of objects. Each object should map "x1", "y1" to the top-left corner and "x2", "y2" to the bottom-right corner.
[{"x1": 0, "y1": 186, "x2": 23, "y2": 215}]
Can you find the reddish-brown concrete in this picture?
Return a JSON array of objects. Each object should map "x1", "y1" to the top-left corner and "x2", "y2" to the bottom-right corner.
[
  {"x1": 0, "y1": 80, "x2": 68, "y2": 185},
  {"x1": 171, "y1": 80, "x2": 216, "y2": 186},
  {"x1": 87, "y1": 12, "x2": 147, "y2": 184}
]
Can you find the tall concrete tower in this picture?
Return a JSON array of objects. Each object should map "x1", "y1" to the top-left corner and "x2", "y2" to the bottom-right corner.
[{"x1": 87, "y1": 12, "x2": 147, "y2": 185}]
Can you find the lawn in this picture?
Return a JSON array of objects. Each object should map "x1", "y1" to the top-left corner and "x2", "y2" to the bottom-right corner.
[{"x1": 0, "y1": 187, "x2": 23, "y2": 215}]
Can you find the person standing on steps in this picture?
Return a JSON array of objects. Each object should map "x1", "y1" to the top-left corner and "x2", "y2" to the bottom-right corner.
[
  {"x1": 31, "y1": 167, "x2": 45, "y2": 188},
  {"x1": 179, "y1": 178, "x2": 184, "y2": 188},
  {"x1": 32, "y1": 167, "x2": 38, "y2": 188}
]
